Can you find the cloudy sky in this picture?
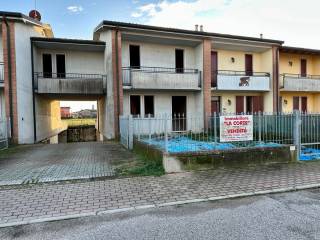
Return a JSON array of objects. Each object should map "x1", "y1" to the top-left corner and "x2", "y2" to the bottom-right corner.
[{"x1": 2, "y1": 0, "x2": 320, "y2": 110}]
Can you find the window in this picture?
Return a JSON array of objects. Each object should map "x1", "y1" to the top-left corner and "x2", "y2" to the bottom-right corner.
[
  {"x1": 175, "y1": 49, "x2": 184, "y2": 73},
  {"x1": 245, "y1": 54, "x2": 253, "y2": 76},
  {"x1": 144, "y1": 96, "x2": 154, "y2": 117},
  {"x1": 42, "y1": 54, "x2": 52, "y2": 78},
  {"x1": 129, "y1": 45, "x2": 140, "y2": 69},
  {"x1": 56, "y1": 54, "x2": 66, "y2": 78},
  {"x1": 130, "y1": 95, "x2": 141, "y2": 116},
  {"x1": 293, "y1": 96, "x2": 300, "y2": 111},
  {"x1": 301, "y1": 59, "x2": 307, "y2": 77}
]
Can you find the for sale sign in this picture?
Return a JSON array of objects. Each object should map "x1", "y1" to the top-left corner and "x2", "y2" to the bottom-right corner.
[{"x1": 220, "y1": 115, "x2": 253, "y2": 142}]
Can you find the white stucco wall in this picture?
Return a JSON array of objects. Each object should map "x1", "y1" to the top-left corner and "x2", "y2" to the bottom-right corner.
[
  {"x1": 123, "y1": 91, "x2": 202, "y2": 132},
  {"x1": 122, "y1": 41, "x2": 197, "y2": 69},
  {"x1": 34, "y1": 49, "x2": 104, "y2": 74}
]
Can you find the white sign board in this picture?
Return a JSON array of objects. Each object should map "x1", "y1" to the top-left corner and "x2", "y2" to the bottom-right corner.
[{"x1": 220, "y1": 115, "x2": 253, "y2": 142}]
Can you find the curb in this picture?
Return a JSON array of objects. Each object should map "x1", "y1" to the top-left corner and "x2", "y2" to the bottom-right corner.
[{"x1": 1, "y1": 183, "x2": 320, "y2": 228}]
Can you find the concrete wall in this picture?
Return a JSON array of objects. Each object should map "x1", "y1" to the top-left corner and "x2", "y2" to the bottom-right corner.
[
  {"x1": 97, "y1": 31, "x2": 115, "y2": 139},
  {"x1": 34, "y1": 49, "x2": 104, "y2": 74},
  {"x1": 14, "y1": 23, "x2": 64, "y2": 143},
  {"x1": 122, "y1": 41, "x2": 198, "y2": 69}
]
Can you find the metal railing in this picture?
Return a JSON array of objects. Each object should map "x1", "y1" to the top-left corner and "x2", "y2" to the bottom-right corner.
[
  {"x1": 120, "y1": 112, "x2": 296, "y2": 153},
  {"x1": 211, "y1": 70, "x2": 270, "y2": 90},
  {"x1": 122, "y1": 66, "x2": 201, "y2": 89},
  {"x1": 280, "y1": 73, "x2": 320, "y2": 90},
  {"x1": 34, "y1": 72, "x2": 104, "y2": 79},
  {"x1": 0, "y1": 63, "x2": 4, "y2": 83}
]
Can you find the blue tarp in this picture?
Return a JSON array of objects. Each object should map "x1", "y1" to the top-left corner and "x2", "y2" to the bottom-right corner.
[
  {"x1": 300, "y1": 147, "x2": 320, "y2": 161},
  {"x1": 143, "y1": 137, "x2": 281, "y2": 153}
]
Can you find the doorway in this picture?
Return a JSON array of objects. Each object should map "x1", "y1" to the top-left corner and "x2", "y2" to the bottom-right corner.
[
  {"x1": 245, "y1": 54, "x2": 253, "y2": 76},
  {"x1": 172, "y1": 96, "x2": 186, "y2": 131}
]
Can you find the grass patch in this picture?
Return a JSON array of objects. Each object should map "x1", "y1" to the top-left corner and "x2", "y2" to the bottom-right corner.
[
  {"x1": 0, "y1": 145, "x2": 24, "y2": 158},
  {"x1": 115, "y1": 153, "x2": 165, "y2": 177}
]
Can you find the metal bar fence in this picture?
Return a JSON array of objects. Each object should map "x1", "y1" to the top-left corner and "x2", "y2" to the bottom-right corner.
[{"x1": 120, "y1": 112, "x2": 300, "y2": 154}]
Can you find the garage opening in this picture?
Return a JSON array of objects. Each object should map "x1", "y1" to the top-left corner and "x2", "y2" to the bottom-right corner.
[{"x1": 58, "y1": 100, "x2": 98, "y2": 143}]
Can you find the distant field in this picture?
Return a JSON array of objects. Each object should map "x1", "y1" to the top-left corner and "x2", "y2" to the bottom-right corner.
[{"x1": 62, "y1": 118, "x2": 96, "y2": 127}]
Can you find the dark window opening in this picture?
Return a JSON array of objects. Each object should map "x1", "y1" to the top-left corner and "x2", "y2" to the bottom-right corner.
[
  {"x1": 293, "y1": 96, "x2": 300, "y2": 111},
  {"x1": 42, "y1": 54, "x2": 52, "y2": 78},
  {"x1": 301, "y1": 59, "x2": 307, "y2": 77},
  {"x1": 130, "y1": 95, "x2": 141, "y2": 116},
  {"x1": 172, "y1": 96, "x2": 186, "y2": 131},
  {"x1": 246, "y1": 96, "x2": 253, "y2": 114},
  {"x1": 301, "y1": 97, "x2": 307, "y2": 113},
  {"x1": 245, "y1": 54, "x2": 253, "y2": 76},
  {"x1": 56, "y1": 54, "x2": 66, "y2": 78},
  {"x1": 211, "y1": 51, "x2": 218, "y2": 87},
  {"x1": 144, "y1": 96, "x2": 154, "y2": 117},
  {"x1": 129, "y1": 45, "x2": 140, "y2": 69},
  {"x1": 175, "y1": 49, "x2": 184, "y2": 73}
]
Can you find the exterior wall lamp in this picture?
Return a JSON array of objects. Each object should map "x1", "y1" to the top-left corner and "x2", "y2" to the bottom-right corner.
[
  {"x1": 284, "y1": 99, "x2": 288, "y2": 105},
  {"x1": 288, "y1": 61, "x2": 293, "y2": 67},
  {"x1": 227, "y1": 99, "x2": 232, "y2": 105},
  {"x1": 231, "y1": 57, "x2": 235, "y2": 63}
]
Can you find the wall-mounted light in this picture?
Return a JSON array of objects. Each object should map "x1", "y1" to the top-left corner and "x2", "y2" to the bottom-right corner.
[
  {"x1": 284, "y1": 99, "x2": 288, "y2": 105},
  {"x1": 227, "y1": 99, "x2": 232, "y2": 106},
  {"x1": 288, "y1": 61, "x2": 293, "y2": 67},
  {"x1": 231, "y1": 57, "x2": 235, "y2": 63}
]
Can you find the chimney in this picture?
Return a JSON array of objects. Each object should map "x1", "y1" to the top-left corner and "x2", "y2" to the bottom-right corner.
[
  {"x1": 260, "y1": 33, "x2": 263, "y2": 39},
  {"x1": 195, "y1": 24, "x2": 199, "y2": 31},
  {"x1": 200, "y1": 25, "x2": 203, "y2": 32}
]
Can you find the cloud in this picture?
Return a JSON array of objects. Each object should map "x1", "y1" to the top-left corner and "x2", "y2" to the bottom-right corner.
[
  {"x1": 67, "y1": 5, "x2": 84, "y2": 13},
  {"x1": 131, "y1": 0, "x2": 320, "y2": 49}
]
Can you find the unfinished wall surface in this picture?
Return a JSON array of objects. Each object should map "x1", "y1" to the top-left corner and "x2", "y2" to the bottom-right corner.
[{"x1": 0, "y1": 31, "x2": 3, "y2": 62}]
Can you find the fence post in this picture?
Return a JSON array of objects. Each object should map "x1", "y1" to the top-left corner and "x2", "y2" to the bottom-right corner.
[
  {"x1": 213, "y1": 112, "x2": 217, "y2": 144},
  {"x1": 128, "y1": 115, "x2": 133, "y2": 150},
  {"x1": 137, "y1": 114, "x2": 141, "y2": 141},
  {"x1": 293, "y1": 110, "x2": 301, "y2": 160},
  {"x1": 148, "y1": 113, "x2": 151, "y2": 142},
  {"x1": 258, "y1": 111, "x2": 262, "y2": 143},
  {"x1": 164, "y1": 113, "x2": 168, "y2": 153}
]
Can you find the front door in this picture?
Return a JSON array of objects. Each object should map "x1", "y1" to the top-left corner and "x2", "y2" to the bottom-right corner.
[
  {"x1": 172, "y1": 96, "x2": 186, "y2": 131},
  {"x1": 236, "y1": 96, "x2": 244, "y2": 114},
  {"x1": 301, "y1": 97, "x2": 307, "y2": 113}
]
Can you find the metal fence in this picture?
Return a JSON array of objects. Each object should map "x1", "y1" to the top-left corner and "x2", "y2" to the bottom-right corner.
[
  {"x1": 120, "y1": 112, "x2": 299, "y2": 152},
  {"x1": 0, "y1": 63, "x2": 4, "y2": 83}
]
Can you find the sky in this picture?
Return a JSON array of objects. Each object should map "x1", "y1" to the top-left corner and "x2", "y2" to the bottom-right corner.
[{"x1": 2, "y1": 0, "x2": 320, "y2": 110}]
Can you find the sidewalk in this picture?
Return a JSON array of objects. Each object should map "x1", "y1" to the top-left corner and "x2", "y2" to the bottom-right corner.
[{"x1": 1, "y1": 162, "x2": 320, "y2": 227}]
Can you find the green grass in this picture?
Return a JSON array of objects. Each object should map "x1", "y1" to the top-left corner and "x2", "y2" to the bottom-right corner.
[
  {"x1": 115, "y1": 154, "x2": 165, "y2": 177},
  {"x1": 0, "y1": 145, "x2": 25, "y2": 158}
]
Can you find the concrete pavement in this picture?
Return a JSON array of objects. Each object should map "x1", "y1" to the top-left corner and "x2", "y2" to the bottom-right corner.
[
  {"x1": 2, "y1": 189, "x2": 320, "y2": 239},
  {"x1": 2, "y1": 162, "x2": 320, "y2": 227}
]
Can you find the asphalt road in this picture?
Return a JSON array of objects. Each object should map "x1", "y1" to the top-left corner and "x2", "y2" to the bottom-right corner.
[{"x1": 2, "y1": 189, "x2": 320, "y2": 240}]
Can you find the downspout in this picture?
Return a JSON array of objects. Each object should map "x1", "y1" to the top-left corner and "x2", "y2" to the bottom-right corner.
[
  {"x1": 3, "y1": 16, "x2": 14, "y2": 141},
  {"x1": 30, "y1": 40, "x2": 37, "y2": 142},
  {"x1": 115, "y1": 28, "x2": 120, "y2": 138}
]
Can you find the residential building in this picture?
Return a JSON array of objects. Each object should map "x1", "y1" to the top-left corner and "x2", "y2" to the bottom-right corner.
[
  {"x1": 60, "y1": 107, "x2": 71, "y2": 118},
  {"x1": 279, "y1": 46, "x2": 320, "y2": 113}
]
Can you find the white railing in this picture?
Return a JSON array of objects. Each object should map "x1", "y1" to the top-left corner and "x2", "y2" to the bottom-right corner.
[{"x1": 122, "y1": 67, "x2": 201, "y2": 90}]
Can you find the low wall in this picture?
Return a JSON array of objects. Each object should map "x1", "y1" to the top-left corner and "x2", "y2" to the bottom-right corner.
[
  {"x1": 134, "y1": 141, "x2": 297, "y2": 173},
  {"x1": 58, "y1": 126, "x2": 97, "y2": 143}
]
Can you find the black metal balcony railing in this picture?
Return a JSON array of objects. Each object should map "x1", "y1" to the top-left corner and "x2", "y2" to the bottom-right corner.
[
  {"x1": 280, "y1": 73, "x2": 320, "y2": 91},
  {"x1": 34, "y1": 72, "x2": 104, "y2": 79},
  {"x1": 281, "y1": 73, "x2": 320, "y2": 79},
  {"x1": 0, "y1": 63, "x2": 4, "y2": 83},
  {"x1": 122, "y1": 66, "x2": 201, "y2": 89},
  {"x1": 211, "y1": 70, "x2": 270, "y2": 88}
]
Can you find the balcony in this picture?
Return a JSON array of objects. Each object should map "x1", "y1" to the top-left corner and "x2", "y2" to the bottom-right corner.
[
  {"x1": 34, "y1": 72, "x2": 106, "y2": 95},
  {"x1": 122, "y1": 67, "x2": 201, "y2": 91},
  {"x1": 211, "y1": 70, "x2": 270, "y2": 91},
  {"x1": 280, "y1": 74, "x2": 320, "y2": 92},
  {"x1": 0, "y1": 63, "x2": 4, "y2": 86}
]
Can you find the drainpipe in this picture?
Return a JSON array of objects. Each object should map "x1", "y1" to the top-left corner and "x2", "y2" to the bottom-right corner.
[
  {"x1": 30, "y1": 40, "x2": 37, "y2": 142},
  {"x1": 2, "y1": 16, "x2": 14, "y2": 141}
]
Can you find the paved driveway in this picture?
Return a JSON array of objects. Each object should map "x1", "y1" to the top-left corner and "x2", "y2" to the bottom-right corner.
[{"x1": 0, "y1": 142, "x2": 135, "y2": 185}]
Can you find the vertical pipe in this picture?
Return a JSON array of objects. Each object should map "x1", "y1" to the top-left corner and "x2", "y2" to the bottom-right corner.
[{"x1": 30, "y1": 39, "x2": 37, "y2": 143}]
